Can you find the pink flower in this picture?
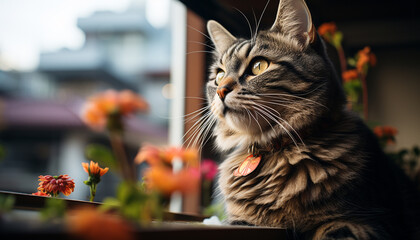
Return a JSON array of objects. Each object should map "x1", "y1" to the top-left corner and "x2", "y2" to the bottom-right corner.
[{"x1": 201, "y1": 159, "x2": 218, "y2": 181}]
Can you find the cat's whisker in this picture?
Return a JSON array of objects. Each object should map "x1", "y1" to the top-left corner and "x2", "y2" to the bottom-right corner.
[
  {"x1": 233, "y1": 7, "x2": 254, "y2": 41},
  {"x1": 251, "y1": 104, "x2": 277, "y2": 134},
  {"x1": 187, "y1": 25, "x2": 212, "y2": 42},
  {"x1": 188, "y1": 41, "x2": 216, "y2": 51},
  {"x1": 245, "y1": 105, "x2": 264, "y2": 135},
  {"x1": 255, "y1": 101, "x2": 304, "y2": 146},
  {"x1": 254, "y1": 0, "x2": 271, "y2": 42},
  {"x1": 183, "y1": 96, "x2": 207, "y2": 101},
  {"x1": 251, "y1": 8, "x2": 258, "y2": 45},
  {"x1": 244, "y1": 107, "x2": 253, "y2": 130},
  {"x1": 252, "y1": 103, "x2": 300, "y2": 150},
  {"x1": 192, "y1": 113, "x2": 214, "y2": 149},
  {"x1": 183, "y1": 112, "x2": 212, "y2": 148},
  {"x1": 181, "y1": 105, "x2": 210, "y2": 120},
  {"x1": 187, "y1": 51, "x2": 214, "y2": 55},
  {"x1": 184, "y1": 107, "x2": 210, "y2": 125},
  {"x1": 254, "y1": 99, "x2": 302, "y2": 112},
  {"x1": 258, "y1": 93, "x2": 328, "y2": 109},
  {"x1": 197, "y1": 115, "x2": 217, "y2": 153},
  {"x1": 198, "y1": 116, "x2": 217, "y2": 153}
]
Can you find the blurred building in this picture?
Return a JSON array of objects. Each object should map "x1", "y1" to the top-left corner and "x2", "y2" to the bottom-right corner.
[{"x1": 0, "y1": 0, "x2": 171, "y2": 200}]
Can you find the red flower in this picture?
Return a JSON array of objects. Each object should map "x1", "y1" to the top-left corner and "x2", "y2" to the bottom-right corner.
[
  {"x1": 318, "y1": 22, "x2": 337, "y2": 37},
  {"x1": 342, "y1": 69, "x2": 359, "y2": 83},
  {"x1": 373, "y1": 126, "x2": 398, "y2": 146},
  {"x1": 37, "y1": 174, "x2": 75, "y2": 196},
  {"x1": 32, "y1": 191, "x2": 51, "y2": 197}
]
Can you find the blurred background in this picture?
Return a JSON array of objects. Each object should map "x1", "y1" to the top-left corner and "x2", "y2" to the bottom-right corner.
[
  {"x1": 0, "y1": 0, "x2": 172, "y2": 201},
  {"x1": 0, "y1": 0, "x2": 419, "y2": 214}
]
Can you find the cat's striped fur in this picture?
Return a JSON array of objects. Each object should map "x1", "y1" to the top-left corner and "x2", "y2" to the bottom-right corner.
[{"x1": 205, "y1": 0, "x2": 420, "y2": 239}]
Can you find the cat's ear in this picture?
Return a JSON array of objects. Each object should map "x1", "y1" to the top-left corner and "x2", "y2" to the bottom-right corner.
[
  {"x1": 270, "y1": 0, "x2": 316, "y2": 47},
  {"x1": 207, "y1": 20, "x2": 237, "y2": 54}
]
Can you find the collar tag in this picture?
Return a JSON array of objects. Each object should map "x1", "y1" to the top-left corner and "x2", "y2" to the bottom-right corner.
[{"x1": 233, "y1": 154, "x2": 261, "y2": 177}]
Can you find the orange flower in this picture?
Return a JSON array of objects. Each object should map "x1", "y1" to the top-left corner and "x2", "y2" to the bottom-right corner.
[
  {"x1": 32, "y1": 191, "x2": 51, "y2": 197},
  {"x1": 37, "y1": 174, "x2": 75, "y2": 197},
  {"x1": 144, "y1": 166, "x2": 200, "y2": 195},
  {"x1": 66, "y1": 207, "x2": 134, "y2": 240},
  {"x1": 373, "y1": 126, "x2": 384, "y2": 138},
  {"x1": 318, "y1": 22, "x2": 337, "y2": 37},
  {"x1": 82, "y1": 161, "x2": 109, "y2": 177},
  {"x1": 81, "y1": 89, "x2": 149, "y2": 130},
  {"x1": 357, "y1": 47, "x2": 376, "y2": 72},
  {"x1": 135, "y1": 145, "x2": 166, "y2": 166},
  {"x1": 374, "y1": 125, "x2": 398, "y2": 146},
  {"x1": 135, "y1": 145, "x2": 199, "y2": 167},
  {"x1": 119, "y1": 90, "x2": 149, "y2": 115},
  {"x1": 383, "y1": 126, "x2": 398, "y2": 136},
  {"x1": 342, "y1": 69, "x2": 359, "y2": 83}
]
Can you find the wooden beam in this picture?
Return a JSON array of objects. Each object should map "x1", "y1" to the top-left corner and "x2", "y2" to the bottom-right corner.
[{"x1": 182, "y1": 9, "x2": 207, "y2": 214}]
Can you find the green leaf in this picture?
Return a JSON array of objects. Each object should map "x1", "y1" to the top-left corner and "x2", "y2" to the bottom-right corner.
[
  {"x1": 0, "y1": 194, "x2": 15, "y2": 213},
  {"x1": 41, "y1": 198, "x2": 66, "y2": 221},
  {"x1": 85, "y1": 144, "x2": 118, "y2": 170},
  {"x1": 332, "y1": 31, "x2": 343, "y2": 49},
  {"x1": 348, "y1": 58, "x2": 357, "y2": 67},
  {"x1": 101, "y1": 197, "x2": 122, "y2": 212}
]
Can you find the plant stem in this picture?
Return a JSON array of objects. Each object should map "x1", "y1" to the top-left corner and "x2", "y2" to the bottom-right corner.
[
  {"x1": 337, "y1": 47, "x2": 347, "y2": 74},
  {"x1": 89, "y1": 184, "x2": 96, "y2": 202},
  {"x1": 109, "y1": 131, "x2": 135, "y2": 182},
  {"x1": 361, "y1": 73, "x2": 369, "y2": 120}
]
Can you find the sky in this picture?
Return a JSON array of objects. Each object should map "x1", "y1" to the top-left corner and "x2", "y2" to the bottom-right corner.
[{"x1": 0, "y1": 0, "x2": 170, "y2": 71}]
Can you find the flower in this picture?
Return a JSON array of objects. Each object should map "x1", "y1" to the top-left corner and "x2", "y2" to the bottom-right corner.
[
  {"x1": 82, "y1": 161, "x2": 109, "y2": 202},
  {"x1": 66, "y1": 207, "x2": 134, "y2": 240},
  {"x1": 136, "y1": 145, "x2": 199, "y2": 167},
  {"x1": 32, "y1": 191, "x2": 51, "y2": 197},
  {"x1": 374, "y1": 126, "x2": 398, "y2": 146},
  {"x1": 82, "y1": 161, "x2": 109, "y2": 177},
  {"x1": 201, "y1": 159, "x2": 218, "y2": 181},
  {"x1": 318, "y1": 22, "x2": 337, "y2": 37},
  {"x1": 342, "y1": 69, "x2": 359, "y2": 83},
  {"x1": 356, "y1": 47, "x2": 376, "y2": 73},
  {"x1": 136, "y1": 145, "x2": 200, "y2": 195},
  {"x1": 37, "y1": 174, "x2": 75, "y2": 197},
  {"x1": 144, "y1": 166, "x2": 200, "y2": 195},
  {"x1": 81, "y1": 89, "x2": 149, "y2": 130}
]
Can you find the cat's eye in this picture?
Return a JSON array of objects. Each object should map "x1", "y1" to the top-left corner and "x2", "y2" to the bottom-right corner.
[
  {"x1": 215, "y1": 70, "x2": 225, "y2": 85},
  {"x1": 251, "y1": 58, "x2": 269, "y2": 76}
]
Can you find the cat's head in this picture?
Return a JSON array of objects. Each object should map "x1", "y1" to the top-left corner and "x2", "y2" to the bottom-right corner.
[{"x1": 206, "y1": 0, "x2": 346, "y2": 151}]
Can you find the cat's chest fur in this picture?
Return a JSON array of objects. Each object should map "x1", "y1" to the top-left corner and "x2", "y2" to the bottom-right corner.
[{"x1": 218, "y1": 121, "x2": 364, "y2": 229}]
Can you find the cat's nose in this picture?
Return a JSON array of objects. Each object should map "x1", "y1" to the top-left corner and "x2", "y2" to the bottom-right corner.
[
  {"x1": 217, "y1": 87, "x2": 231, "y2": 101},
  {"x1": 217, "y1": 76, "x2": 235, "y2": 101}
]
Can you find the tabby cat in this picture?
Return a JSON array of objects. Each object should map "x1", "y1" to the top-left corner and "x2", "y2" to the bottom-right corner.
[{"x1": 204, "y1": 0, "x2": 420, "y2": 239}]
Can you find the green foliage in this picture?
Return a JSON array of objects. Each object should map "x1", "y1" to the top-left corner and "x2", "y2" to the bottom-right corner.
[
  {"x1": 101, "y1": 181, "x2": 163, "y2": 224},
  {"x1": 85, "y1": 144, "x2": 118, "y2": 170},
  {"x1": 203, "y1": 201, "x2": 227, "y2": 221},
  {"x1": 331, "y1": 31, "x2": 343, "y2": 49},
  {"x1": 40, "y1": 198, "x2": 66, "y2": 221},
  {"x1": 0, "y1": 194, "x2": 15, "y2": 214}
]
